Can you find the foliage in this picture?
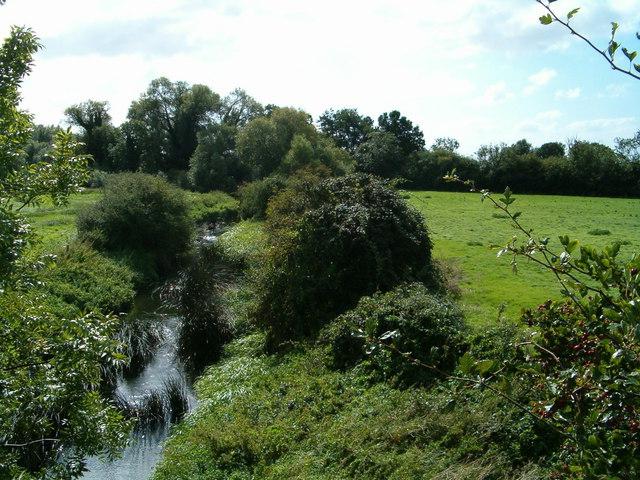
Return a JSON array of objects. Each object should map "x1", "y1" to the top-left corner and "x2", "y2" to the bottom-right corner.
[
  {"x1": 354, "y1": 131, "x2": 404, "y2": 179},
  {"x1": 164, "y1": 243, "x2": 233, "y2": 374},
  {"x1": 377, "y1": 110, "x2": 425, "y2": 156},
  {"x1": 64, "y1": 100, "x2": 121, "y2": 171},
  {"x1": 323, "y1": 283, "x2": 467, "y2": 385},
  {"x1": 318, "y1": 108, "x2": 374, "y2": 153},
  {"x1": 37, "y1": 242, "x2": 135, "y2": 314},
  {"x1": 124, "y1": 77, "x2": 221, "y2": 172},
  {"x1": 77, "y1": 172, "x2": 192, "y2": 276},
  {"x1": 404, "y1": 148, "x2": 480, "y2": 190},
  {"x1": 0, "y1": 290, "x2": 130, "y2": 478},
  {"x1": 22, "y1": 124, "x2": 59, "y2": 164},
  {"x1": 255, "y1": 174, "x2": 437, "y2": 345},
  {"x1": 431, "y1": 136, "x2": 460, "y2": 152},
  {"x1": 153, "y1": 333, "x2": 550, "y2": 480},
  {"x1": 615, "y1": 130, "x2": 640, "y2": 162},
  {"x1": 536, "y1": 142, "x2": 565, "y2": 159},
  {"x1": 444, "y1": 176, "x2": 640, "y2": 477},
  {"x1": 187, "y1": 190, "x2": 239, "y2": 225},
  {"x1": 188, "y1": 123, "x2": 246, "y2": 192},
  {"x1": 237, "y1": 176, "x2": 286, "y2": 220},
  {"x1": 236, "y1": 107, "x2": 317, "y2": 179},
  {"x1": 218, "y1": 88, "x2": 264, "y2": 128}
]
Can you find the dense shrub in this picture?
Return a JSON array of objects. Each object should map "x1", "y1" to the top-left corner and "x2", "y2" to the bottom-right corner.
[
  {"x1": 77, "y1": 173, "x2": 192, "y2": 277},
  {"x1": 255, "y1": 174, "x2": 438, "y2": 346},
  {"x1": 237, "y1": 176, "x2": 286, "y2": 220},
  {"x1": 38, "y1": 242, "x2": 135, "y2": 313},
  {"x1": 323, "y1": 283, "x2": 466, "y2": 385}
]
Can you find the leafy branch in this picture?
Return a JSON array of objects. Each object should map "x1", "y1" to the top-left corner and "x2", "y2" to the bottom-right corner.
[{"x1": 536, "y1": 0, "x2": 640, "y2": 81}]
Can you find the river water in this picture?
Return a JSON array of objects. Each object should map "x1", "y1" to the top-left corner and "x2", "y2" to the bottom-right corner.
[{"x1": 81, "y1": 314, "x2": 196, "y2": 480}]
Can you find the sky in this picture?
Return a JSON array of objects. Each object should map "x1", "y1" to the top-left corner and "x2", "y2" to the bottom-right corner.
[{"x1": 1, "y1": 0, "x2": 639, "y2": 155}]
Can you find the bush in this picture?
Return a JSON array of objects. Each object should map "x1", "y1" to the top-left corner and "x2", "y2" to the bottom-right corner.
[
  {"x1": 164, "y1": 243, "x2": 233, "y2": 373},
  {"x1": 38, "y1": 242, "x2": 135, "y2": 313},
  {"x1": 255, "y1": 174, "x2": 438, "y2": 346},
  {"x1": 237, "y1": 176, "x2": 286, "y2": 220},
  {"x1": 323, "y1": 283, "x2": 466, "y2": 385},
  {"x1": 77, "y1": 173, "x2": 192, "y2": 277},
  {"x1": 187, "y1": 190, "x2": 239, "y2": 225}
]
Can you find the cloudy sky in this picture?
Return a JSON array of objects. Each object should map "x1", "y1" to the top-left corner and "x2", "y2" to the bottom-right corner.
[{"x1": 1, "y1": 0, "x2": 639, "y2": 154}]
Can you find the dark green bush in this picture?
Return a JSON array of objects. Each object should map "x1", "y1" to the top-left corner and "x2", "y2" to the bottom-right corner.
[
  {"x1": 77, "y1": 173, "x2": 192, "y2": 277},
  {"x1": 255, "y1": 174, "x2": 438, "y2": 346},
  {"x1": 322, "y1": 283, "x2": 466, "y2": 385},
  {"x1": 237, "y1": 176, "x2": 286, "y2": 220},
  {"x1": 38, "y1": 242, "x2": 135, "y2": 313}
]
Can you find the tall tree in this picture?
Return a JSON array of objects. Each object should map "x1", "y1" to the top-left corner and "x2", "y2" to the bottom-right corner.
[
  {"x1": 65, "y1": 100, "x2": 120, "y2": 170},
  {"x1": 126, "y1": 77, "x2": 220, "y2": 172},
  {"x1": 318, "y1": 108, "x2": 374, "y2": 153},
  {"x1": 219, "y1": 88, "x2": 264, "y2": 128},
  {"x1": 377, "y1": 110, "x2": 425, "y2": 156}
]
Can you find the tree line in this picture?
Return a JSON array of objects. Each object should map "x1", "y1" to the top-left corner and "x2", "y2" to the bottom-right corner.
[{"x1": 23, "y1": 77, "x2": 640, "y2": 198}]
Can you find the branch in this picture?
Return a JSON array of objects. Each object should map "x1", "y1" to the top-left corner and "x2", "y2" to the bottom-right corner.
[
  {"x1": 536, "y1": 0, "x2": 640, "y2": 81},
  {"x1": 1, "y1": 438, "x2": 60, "y2": 448}
]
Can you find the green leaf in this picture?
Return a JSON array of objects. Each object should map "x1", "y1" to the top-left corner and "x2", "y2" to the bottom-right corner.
[
  {"x1": 623, "y1": 48, "x2": 638, "y2": 63},
  {"x1": 634, "y1": 63, "x2": 640, "y2": 74},
  {"x1": 609, "y1": 41, "x2": 620, "y2": 60},
  {"x1": 559, "y1": 235, "x2": 570, "y2": 247},
  {"x1": 567, "y1": 240, "x2": 579, "y2": 254},
  {"x1": 458, "y1": 352, "x2": 474, "y2": 374},
  {"x1": 611, "y1": 22, "x2": 619, "y2": 38},
  {"x1": 567, "y1": 8, "x2": 580, "y2": 20},
  {"x1": 475, "y1": 359, "x2": 496, "y2": 376},
  {"x1": 539, "y1": 14, "x2": 553, "y2": 25}
]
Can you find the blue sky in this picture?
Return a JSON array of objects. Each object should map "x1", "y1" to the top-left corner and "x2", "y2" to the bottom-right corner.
[{"x1": 1, "y1": 0, "x2": 639, "y2": 155}]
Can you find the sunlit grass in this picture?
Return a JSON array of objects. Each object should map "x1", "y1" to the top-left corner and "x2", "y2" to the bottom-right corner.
[{"x1": 406, "y1": 190, "x2": 640, "y2": 326}]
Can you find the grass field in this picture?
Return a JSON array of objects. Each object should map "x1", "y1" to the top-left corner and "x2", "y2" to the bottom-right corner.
[
  {"x1": 23, "y1": 188, "x2": 640, "y2": 328},
  {"x1": 21, "y1": 189, "x2": 101, "y2": 254},
  {"x1": 406, "y1": 190, "x2": 640, "y2": 326}
]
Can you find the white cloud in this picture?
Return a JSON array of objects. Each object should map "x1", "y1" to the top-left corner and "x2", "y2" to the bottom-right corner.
[
  {"x1": 524, "y1": 68, "x2": 557, "y2": 96},
  {"x1": 474, "y1": 82, "x2": 514, "y2": 107},
  {"x1": 1, "y1": 0, "x2": 639, "y2": 154},
  {"x1": 598, "y1": 83, "x2": 629, "y2": 98},
  {"x1": 555, "y1": 88, "x2": 581, "y2": 100}
]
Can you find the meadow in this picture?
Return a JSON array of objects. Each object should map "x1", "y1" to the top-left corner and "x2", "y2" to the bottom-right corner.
[{"x1": 406, "y1": 190, "x2": 640, "y2": 326}]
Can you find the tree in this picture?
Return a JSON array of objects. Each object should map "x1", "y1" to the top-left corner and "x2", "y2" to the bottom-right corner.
[
  {"x1": 236, "y1": 107, "x2": 317, "y2": 179},
  {"x1": 0, "y1": 22, "x2": 129, "y2": 478},
  {"x1": 318, "y1": 108, "x2": 374, "y2": 153},
  {"x1": 126, "y1": 77, "x2": 220, "y2": 172},
  {"x1": 219, "y1": 88, "x2": 264, "y2": 128},
  {"x1": 377, "y1": 110, "x2": 425, "y2": 156},
  {"x1": 431, "y1": 137, "x2": 460, "y2": 153},
  {"x1": 354, "y1": 131, "x2": 404, "y2": 179},
  {"x1": 65, "y1": 100, "x2": 120, "y2": 171},
  {"x1": 615, "y1": 130, "x2": 640, "y2": 162},
  {"x1": 536, "y1": 141, "x2": 565, "y2": 159},
  {"x1": 188, "y1": 123, "x2": 246, "y2": 192}
]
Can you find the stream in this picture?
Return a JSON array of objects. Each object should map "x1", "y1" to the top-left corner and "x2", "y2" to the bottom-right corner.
[
  {"x1": 81, "y1": 225, "x2": 222, "y2": 479},
  {"x1": 82, "y1": 313, "x2": 196, "y2": 480}
]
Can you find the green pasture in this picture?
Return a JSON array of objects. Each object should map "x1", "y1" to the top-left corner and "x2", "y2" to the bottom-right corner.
[
  {"x1": 406, "y1": 190, "x2": 640, "y2": 326},
  {"x1": 21, "y1": 189, "x2": 102, "y2": 254}
]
